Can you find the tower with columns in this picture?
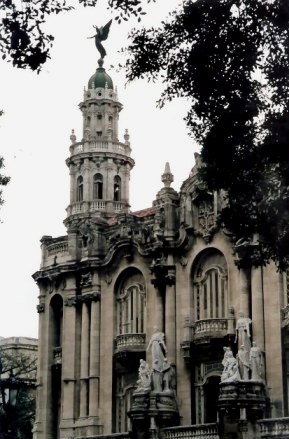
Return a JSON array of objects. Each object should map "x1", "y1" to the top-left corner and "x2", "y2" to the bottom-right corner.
[{"x1": 33, "y1": 59, "x2": 289, "y2": 439}]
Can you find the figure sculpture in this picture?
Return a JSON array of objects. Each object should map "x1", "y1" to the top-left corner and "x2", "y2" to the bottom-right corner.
[
  {"x1": 135, "y1": 359, "x2": 151, "y2": 393},
  {"x1": 235, "y1": 311, "x2": 252, "y2": 351},
  {"x1": 87, "y1": 19, "x2": 112, "y2": 61},
  {"x1": 250, "y1": 341, "x2": 263, "y2": 381},
  {"x1": 237, "y1": 344, "x2": 251, "y2": 380},
  {"x1": 221, "y1": 350, "x2": 241, "y2": 383},
  {"x1": 146, "y1": 326, "x2": 167, "y2": 372}
]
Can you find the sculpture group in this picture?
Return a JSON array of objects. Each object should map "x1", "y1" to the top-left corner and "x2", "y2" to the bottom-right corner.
[
  {"x1": 221, "y1": 312, "x2": 264, "y2": 383},
  {"x1": 135, "y1": 327, "x2": 175, "y2": 394}
]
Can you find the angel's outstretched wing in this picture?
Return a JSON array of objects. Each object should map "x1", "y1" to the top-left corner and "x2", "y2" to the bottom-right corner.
[{"x1": 99, "y1": 19, "x2": 112, "y2": 41}]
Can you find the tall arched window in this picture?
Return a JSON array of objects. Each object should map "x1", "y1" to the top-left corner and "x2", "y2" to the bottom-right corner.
[
  {"x1": 76, "y1": 176, "x2": 83, "y2": 202},
  {"x1": 117, "y1": 283, "x2": 146, "y2": 335},
  {"x1": 114, "y1": 175, "x2": 121, "y2": 201},
  {"x1": 192, "y1": 250, "x2": 228, "y2": 321},
  {"x1": 93, "y1": 173, "x2": 103, "y2": 199}
]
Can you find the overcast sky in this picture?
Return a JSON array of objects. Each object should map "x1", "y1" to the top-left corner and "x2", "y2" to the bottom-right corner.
[{"x1": 0, "y1": 0, "x2": 198, "y2": 339}]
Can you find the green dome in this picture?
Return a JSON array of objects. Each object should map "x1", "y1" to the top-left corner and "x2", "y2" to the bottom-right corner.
[{"x1": 88, "y1": 67, "x2": 114, "y2": 90}]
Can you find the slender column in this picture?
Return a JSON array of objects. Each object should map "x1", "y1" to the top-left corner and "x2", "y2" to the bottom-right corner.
[
  {"x1": 89, "y1": 298, "x2": 100, "y2": 418},
  {"x1": 80, "y1": 301, "x2": 90, "y2": 418},
  {"x1": 62, "y1": 298, "x2": 77, "y2": 421},
  {"x1": 34, "y1": 296, "x2": 46, "y2": 434},
  {"x1": 239, "y1": 267, "x2": 250, "y2": 317},
  {"x1": 251, "y1": 265, "x2": 265, "y2": 350},
  {"x1": 83, "y1": 160, "x2": 90, "y2": 201},
  {"x1": 165, "y1": 263, "x2": 176, "y2": 363}
]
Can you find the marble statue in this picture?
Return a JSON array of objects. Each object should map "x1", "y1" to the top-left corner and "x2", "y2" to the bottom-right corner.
[
  {"x1": 235, "y1": 311, "x2": 252, "y2": 351},
  {"x1": 221, "y1": 350, "x2": 241, "y2": 383},
  {"x1": 250, "y1": 342, "x2": 263, "y2": 381},
  {"x1": 135, "y1": 359, "x2": 151, "y2": 393},
  {"x1": 87, "y1": 19, "x2": 112, "y2": 60},
  {"x1": 222, "y1": 346, "x2": 233, "y2": 367},
  {"x1": 237, "y1": 344, "x2": 251, "y2": 380},
  {"x1": 162, "y1": 358, "x2": 175, "y2": 393},
  {"x1": 146, "y1": 326, "x2": 167, "y2": 373}
]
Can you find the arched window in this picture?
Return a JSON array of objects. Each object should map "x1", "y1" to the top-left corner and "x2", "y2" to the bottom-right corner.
[
  {"x1": 117, "y1": 283, "x2": 146, "y2": 335},
  {"x1": 192, "y1": 250, "x2": 228, "y2": 321},
  {"x1": 76, "y1": 176, "x2": 83, "y2": 202},
  {"x1": 93, "y1": 173, "x2": 103, "y2": 199},
  {"x1": 114, "y1": 175, "x2": 121, "y2": 201}
]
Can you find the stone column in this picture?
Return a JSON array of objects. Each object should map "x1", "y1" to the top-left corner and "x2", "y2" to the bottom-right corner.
[
  {"x1": 80, "y1": 300, "x2": 90, "y2": 418},
  {"x1": 34, "y1": 295, "x2": 46, "y2": 435},
  {"x1": 83, "y1": 160, "x2": 90, "y2": 202},
  {"x1": 251, "y1": 265, "x2": 265, "y2": 350},
  {"x1": 89, "y1": 295, "x2": 100, "y2": 419},
  {"x1": 165, "y1": 266, "x2": 176, "y2": 363},
  {"x1": 239, "y1": 267, "x2": 250, "y2": 317},
  {"x1": 61, "y1": 297, "x2": 77, "y2": 429}
]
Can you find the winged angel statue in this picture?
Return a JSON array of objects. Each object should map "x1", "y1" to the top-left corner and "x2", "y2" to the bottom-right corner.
[{"x1": 87, "y1": 19, "x2": 112, "y2": 61}]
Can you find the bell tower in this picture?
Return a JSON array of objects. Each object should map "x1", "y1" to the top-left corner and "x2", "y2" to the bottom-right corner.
[{"x1": 65, "y1": 59, "x2": 134, "y2": 223}]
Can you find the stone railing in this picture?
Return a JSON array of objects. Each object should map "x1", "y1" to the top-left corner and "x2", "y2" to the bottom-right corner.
[
  {"x1": 91, "y1": 200, "x2": 106, "y2": 211},
  {"x1": 47, "y1": 240, "x2": 68, "y2": 256},
  {"x1": 258, "y1": 417, "x2": 289, "y2": 437},
  {"x1": 193, "y1": 318, "x2": 229, "y2": 341},
  {"x1": 67, "y1": 200, "x2": 127, "y2": 216},
  {"x1": 77, "y1": 434, "x2": 130, "y2": 439},
  {"x1": 70, "y1": 140, "x2": 131, "y2": 157},
  {"x1": 115, "y1": 333, "x2": 146, "y2": 351},
  {"x1": 162, "y1": 424, "x2": 219, "y2": 439}
]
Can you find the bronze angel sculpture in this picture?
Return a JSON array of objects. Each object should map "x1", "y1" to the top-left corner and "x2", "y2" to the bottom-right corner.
[{"x1": 88, "y1": 19, "x2": 112, "y2": 60}]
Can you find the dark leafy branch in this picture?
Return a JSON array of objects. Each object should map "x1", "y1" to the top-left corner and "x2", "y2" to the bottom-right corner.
[
  {"x1": 0, "y1": 0, "x2": 156, "y2": 72},
  {"x1": 124, "y1": 0, "x2": 289, "y2": 269}
]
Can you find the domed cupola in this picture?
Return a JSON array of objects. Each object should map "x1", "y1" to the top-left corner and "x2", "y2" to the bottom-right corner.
[
  {"x1": 88, "y1": 59, "x2": 113, "y2": 90},
  {"x1": 65, "y1": 58, "x2": 135, "y2": 224}
]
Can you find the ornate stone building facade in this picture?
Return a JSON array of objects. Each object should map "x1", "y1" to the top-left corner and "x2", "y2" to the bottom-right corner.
[{"x1": 33, "y1": 60, "x2": 289, "y2": 439}]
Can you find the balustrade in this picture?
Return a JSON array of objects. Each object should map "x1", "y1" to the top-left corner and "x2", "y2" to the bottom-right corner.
[
  {"x1": 162, "y1": 424, "x2": 219, "y2": 439},
  {"x1": 70, "y1": 140, "x2": 130, "y2": 156},
  {"x1": 259, "y1": 417, "x2": 289, "y2": 437},
  {"x1": 47, "y1": 240, "x2": 68, "y2": 256},
  {"x1": 115, "y1": 333, "x2": 146, "y2": 351},
  {"x1": 193, "y1": 318, "x2": 229, "y2": 341}
]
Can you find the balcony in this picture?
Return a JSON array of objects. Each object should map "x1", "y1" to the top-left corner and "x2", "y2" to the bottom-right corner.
[
  {"x1": 258, "y1": 417, "x2": 289, "y2": 438},
  {"x1": 66, "y1": 200, "x2": 128, "y2": 216},
  {"x1": 115, "y1": 333, "x2": 146, "y2": 352},
  {"x1": 162, "y1": 424, "x2": 219, "y2": 439},
  {"x1": 69, "y1": 139, "x2": 132, "y2": 158},
  {"x1": 193, "y1": 318, "x2": 234, "y2": 344}
]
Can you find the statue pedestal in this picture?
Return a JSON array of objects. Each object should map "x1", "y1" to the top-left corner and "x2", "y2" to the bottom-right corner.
[
  {"x1": 218, "y1": 381, "x2": 268, "y2": 439},
  {"x1": 129, "y1": 391, "x2": 179, "y2": 439}
]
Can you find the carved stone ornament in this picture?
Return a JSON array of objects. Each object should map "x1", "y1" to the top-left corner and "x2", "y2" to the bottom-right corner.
[
  {"x1": 37, "y1": 303, "x2": 45, "y2": 313},
  {"x1": 64, "y1": 296, "x2": 77, "y2": 307}
]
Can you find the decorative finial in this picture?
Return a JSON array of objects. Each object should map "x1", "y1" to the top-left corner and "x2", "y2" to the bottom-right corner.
[
  {"x1": 70, "y1": 129, "x2": 76, "y2": 144},
  {"x1": 87, "y1": 19, "x2": 112, "y2": 63},
  {"x1": 161, "y1": 162, "x2": 174, "y2": 188}
]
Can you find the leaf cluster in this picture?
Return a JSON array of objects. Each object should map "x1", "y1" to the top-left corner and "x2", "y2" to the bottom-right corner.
[
  {"x1": 124, "y1": 0, "x2": 289, "y2": 269},
  {"x1": 0, "y1": 0, "x2": 157, "y2": 72}
]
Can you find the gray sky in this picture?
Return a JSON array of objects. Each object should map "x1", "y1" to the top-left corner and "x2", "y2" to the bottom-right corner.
[{"x1": 0, "y1": 0, "x2": 198, "y2": 338}]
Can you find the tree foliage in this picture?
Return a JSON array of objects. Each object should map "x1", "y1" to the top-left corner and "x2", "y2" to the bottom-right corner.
[
  {"x1": 0, "y1": 155, "x2": 10, "y2": 211},
  {"x1": 0, "y1": 347, "x2": 37, "y2": 439},
  {"x1": 124, "y1": 0, "x2": 289, "y2": 269},
  {"x1": 0, "y1": 0, "x2": 155, "y2": 72}
]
